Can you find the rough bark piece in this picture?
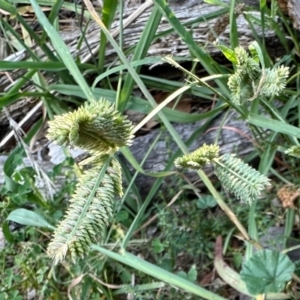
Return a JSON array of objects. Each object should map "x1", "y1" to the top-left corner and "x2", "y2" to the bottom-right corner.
[{"x1": 287, "y1": 0, "x2": 300, "y2": 30}]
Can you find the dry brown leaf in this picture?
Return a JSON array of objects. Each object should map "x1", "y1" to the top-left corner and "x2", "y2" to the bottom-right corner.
[
  {"x1": 277, "y1": 0, "x2": 289, "y2": 14},
  {"x1": 278, "y1": 0, "x2": 300, "y2": 30},
  {"x1": 68, "y1": 274, "x2": 86, "y2": 300},
  {"x1": 200, "y1": 269, "x2": 215, "y2": 286},
  {"x1": 277, "y1": 184, "x2": 300, "y2": 209}
]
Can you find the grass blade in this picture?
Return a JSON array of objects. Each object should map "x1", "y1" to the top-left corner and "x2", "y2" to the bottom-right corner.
[
  {"x1": 154, "y1": 0, "x2": 229, "y2": 97},
  {"x1": 98, "y1": 0, "x2": 119, "y2": 71},
  {"x1": 91, "y1": 245, "x2": 227, "y2": 300},
  {"x1": 229, "y1": 0, "x2": 238, "y2": 48},
  {"x1": 248, "y1": 113, "x2": 300, "y2": 139},
  {"x1": 28, "y1": 0, "x2": 95, "y2": 101},
  {"x1": 118, "y1": 5, "x2": 162, "y2": 112},
  {"x1": 0, "y1": 1, "x2": 74, "y2": 84}
]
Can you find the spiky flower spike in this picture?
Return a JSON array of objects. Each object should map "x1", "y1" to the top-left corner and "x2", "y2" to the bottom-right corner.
[
  {"x1": 47, "y1": 98, "x2": 134, "y2": 153},
  {"x1": 285, "y1": 145, "x2": 300, "y2": 159},
  {"x1": 174, "y1": 144, "x2": 220, "y2": 170},
  {"x1": 46, "y1": 99, "x2": 134, "y2": 264},
  {"x1": 214, "y1": 154, "x2": 271, "y2": 204},
  {"x1": 175, "y1": 144, "x2": 270, "y2": 204},
  {"x1": 217, "y1": 42, "x2": 289, "y2": 105}
]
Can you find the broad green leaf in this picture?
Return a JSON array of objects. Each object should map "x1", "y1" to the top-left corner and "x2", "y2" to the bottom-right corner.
[
  {"x1": 240, "y1": 249, "x2": 295, "y2": 294},
  {"x1": 7, "y1": 208, "x2": 55, "y2": 230},
  {"x1": 177, "y1": 271, "x2": 188, "y2": 279},
  {"x1": 294, "y1": 260, "x2": 300, "y2": 278},
  {"x1": 151, "y1": 238, "x2": 165, "y2": 253},
  {"x1": 115, "y1": 210, "x2": 129, "y2": 222},
  {"x1": 196, "y1": 195, "x2": 217, "y2": 209},
  {"x1": 187, "y1": 265, "x2": 198, "y2": 282}
]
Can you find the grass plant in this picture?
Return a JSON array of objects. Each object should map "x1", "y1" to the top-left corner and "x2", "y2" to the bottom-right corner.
[{"x1": 1, "y1": 0, "x2": 300, "y2": 299}]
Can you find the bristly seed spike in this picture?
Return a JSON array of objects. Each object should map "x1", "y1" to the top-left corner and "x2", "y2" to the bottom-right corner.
[{"x1": 46, "y1": 98, "x2": 134, "y2": 264}]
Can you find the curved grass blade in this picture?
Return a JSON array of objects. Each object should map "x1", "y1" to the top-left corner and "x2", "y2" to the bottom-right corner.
[{"x1": 91, "y1": 246, "x2": 227, "y2": 300}]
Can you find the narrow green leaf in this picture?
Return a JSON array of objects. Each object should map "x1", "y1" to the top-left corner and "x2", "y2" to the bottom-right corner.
[
  {"x1": 0, "y1": 61, "x2": 66, "y2": 71},
  {"x1": 0, "y1": 1, "x2": 74, "y2": 84},
  {"x1": 248, "y1": 41, "x2": 265, "y2": 68},
  {"x1": 154, "y1": 0, "x2": 229, "y2": 97},
  {"x1": 50, "y1": 84, "x2": 225, "y2": 123},
  {"x1": 1, "y1": 18, "x2": 40, "y2": 60},
  {"x1": 8, "y1": 0, "x2": 91, "y2": 19},
  {"x1": 118, "y1": 5, "x2": 162, "y2": 112},
  {"x1": 41, "y1": 0, "x2": 64, "y2": 42},
  {"x1": 113, "y1": 282, "x2": 165, "y2": 295},
  {"x1": 85, "y1": 1, "x2": 244, "y2": 243},
  {"x1": 98, "y1": 0, "x2": 118, "y2": 70},
  {"x1": 28, "y1": 0, "x2": 94, "y2": 101},
  {"x1": 2, "y1": 221, "x2": 14, "y2": 243},
  {"x1": 248, "y1": 113, "x2": 300, "y2": 139},
  {"x1": 260, "y1": 0, "x2": 267, "y2": 9},
  {"x1": 229, "y1": 0, "x2": 238, "y2": 48},
  {"x1": 0, "y1": 0, "x2": 16, "y2": 14},
  {"x1": 121, "y1": 147, "x2": 174, "y2": 177},
  {"x1": 0, "y1": 69, "x2": 36, "y2": 108},
  {"x1": 91, "y1": 246, "x2": 227, "y2": 300},
  {"x1": 204, "y1": 0, "x2": 228, "y2": 7},
  {"x1": 248, "y1": 43, "x2": 259, "y2": 63},
  {"x1": 92, "y1": 57, "x2": 163, "y2": 88}
]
